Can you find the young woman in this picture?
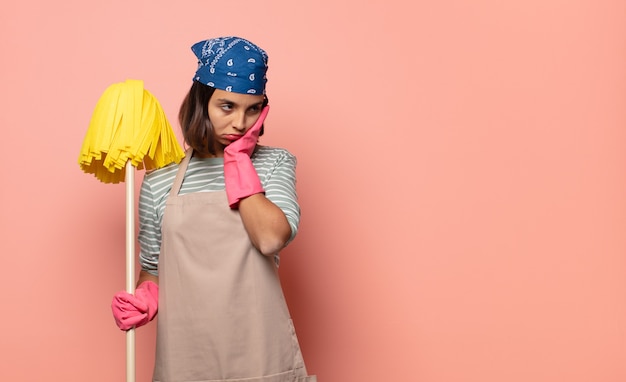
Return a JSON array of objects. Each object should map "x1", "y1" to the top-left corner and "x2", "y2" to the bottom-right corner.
[{"x1": 111, "y1": 36, "x2": 316, "y2": 382}]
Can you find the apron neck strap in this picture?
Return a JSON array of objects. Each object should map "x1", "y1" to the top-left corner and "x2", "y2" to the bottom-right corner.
[{"x1": 170, "y1": 148, "x2": 194, "y2": 196}]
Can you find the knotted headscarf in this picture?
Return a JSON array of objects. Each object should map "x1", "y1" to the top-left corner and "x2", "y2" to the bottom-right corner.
[{"x1": 191, "y1": 36, "x2": 269, "y2": 95}]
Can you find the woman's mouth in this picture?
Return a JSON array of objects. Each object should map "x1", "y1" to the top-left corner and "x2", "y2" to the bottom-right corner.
[{"x1": 224, "y1": 134, "x2": 243, "y2": 142}]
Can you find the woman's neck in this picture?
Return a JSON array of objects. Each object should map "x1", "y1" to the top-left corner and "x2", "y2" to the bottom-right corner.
[{"x1": 192, "y1": 142, "x2": 226, "y2": 158}]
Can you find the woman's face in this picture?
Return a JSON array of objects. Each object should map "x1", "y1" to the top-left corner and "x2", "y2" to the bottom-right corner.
[{"x1": 208, "y1": 89, "x2": 265, "y2": 150}]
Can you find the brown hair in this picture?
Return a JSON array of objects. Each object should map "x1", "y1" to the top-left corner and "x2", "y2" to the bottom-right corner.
[
  {"x1": 178, "y1": 81, "x2": 268, "y2": 156},
  {"x1": 179, "y1": 81, "x2": 217, "y2": 156}
]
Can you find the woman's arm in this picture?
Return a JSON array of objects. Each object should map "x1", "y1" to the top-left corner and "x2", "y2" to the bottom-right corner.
[
  {"x1": 137, "y1": 270, "x2": 159, "y2": 286},
  {"x1": 238, "y1": 193, "x2": 292, "y2": 256}
]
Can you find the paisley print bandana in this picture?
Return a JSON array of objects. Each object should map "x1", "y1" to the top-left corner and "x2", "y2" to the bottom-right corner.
[{"x1": 191, "y1": 36, "x2": 269, "y2": 95}]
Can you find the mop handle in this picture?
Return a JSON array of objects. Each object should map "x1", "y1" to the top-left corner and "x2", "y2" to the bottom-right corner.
[{"x1": 126, "y1": 161, "x2": 136, "y2": 382}]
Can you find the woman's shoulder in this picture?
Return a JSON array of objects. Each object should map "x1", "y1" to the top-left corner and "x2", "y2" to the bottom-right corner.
[
  {"x1": 143, "y1": 161, "x2": 180, "y2": 186},
  {"x1": 254, "y1": 145, "x2": 296, "y2": 162}
]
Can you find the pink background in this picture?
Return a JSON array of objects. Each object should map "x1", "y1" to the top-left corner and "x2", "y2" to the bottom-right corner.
[{"x1": 1, "y1": 1, "x2": 625, "y2": 381}]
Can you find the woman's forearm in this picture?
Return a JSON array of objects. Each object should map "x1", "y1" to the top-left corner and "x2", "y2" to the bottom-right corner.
[
  {"x1": 137, "y1": 270, "x2": 159, "y2": 287},
  {"x1": 238, "y1": 193, "x2": 292, "y2": 256}
]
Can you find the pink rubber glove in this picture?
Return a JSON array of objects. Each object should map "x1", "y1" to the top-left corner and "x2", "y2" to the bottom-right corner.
[
  {"x1": 111, "y1": 281, "x2": 158, "y2": 331},
  {"x1": 223, "y1": 105, "x2": 270, "y2": 209}
]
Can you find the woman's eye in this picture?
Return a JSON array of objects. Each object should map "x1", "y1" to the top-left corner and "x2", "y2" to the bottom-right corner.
[{"x1": 221, "y1": 104, "x2": 233, "y2": 111}]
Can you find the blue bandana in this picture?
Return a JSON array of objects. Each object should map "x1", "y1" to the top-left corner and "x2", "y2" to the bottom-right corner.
[{"x1": 191, "y1": 36, "x2": 268, "y2": 95}]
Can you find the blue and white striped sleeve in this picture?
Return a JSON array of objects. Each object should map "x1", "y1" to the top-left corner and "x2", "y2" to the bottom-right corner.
[
  {"x1": 137, "y1": 176, "x2": 162, "y2": 276},
  {"x1": 258, "y1": 148, "x2": 301, "y2": 243}
]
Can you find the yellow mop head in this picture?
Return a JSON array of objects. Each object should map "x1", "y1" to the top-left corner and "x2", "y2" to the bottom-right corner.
[{"x1": 78, "y1": 79, "x2": 185, "y2": 184}]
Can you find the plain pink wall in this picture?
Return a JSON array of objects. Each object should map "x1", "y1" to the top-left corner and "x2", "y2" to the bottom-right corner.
[{"x1": 1, "y1": 1, "x2": 625, "y2": 381}]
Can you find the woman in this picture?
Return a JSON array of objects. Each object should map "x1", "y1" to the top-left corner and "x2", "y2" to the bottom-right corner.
[{"x1": 111, "y1": 36, "x2": 316, "y2": 382}]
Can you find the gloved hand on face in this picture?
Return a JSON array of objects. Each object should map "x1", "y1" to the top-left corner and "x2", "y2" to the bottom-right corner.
[{"x1": 223, "y1": 105, "x2": 270, "y2": 209}]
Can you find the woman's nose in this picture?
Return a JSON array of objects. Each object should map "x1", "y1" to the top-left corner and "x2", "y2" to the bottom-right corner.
[{"x1": 232, "y1": 111, "x2": 247, "y2": 132}]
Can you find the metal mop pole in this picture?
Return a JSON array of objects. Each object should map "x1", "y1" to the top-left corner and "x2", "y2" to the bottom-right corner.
[{"x1": 125, "y1": 161, "x2": 136, "y2": 382}]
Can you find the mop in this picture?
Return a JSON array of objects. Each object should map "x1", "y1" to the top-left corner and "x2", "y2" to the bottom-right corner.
[{"x1": 78, "y1": 79, "x2": 184, "y2": 381}]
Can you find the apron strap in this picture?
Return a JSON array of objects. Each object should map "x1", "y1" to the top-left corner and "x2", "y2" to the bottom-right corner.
[{"x1": 169, "y1": 148, "x2": 193, "y2": 198}]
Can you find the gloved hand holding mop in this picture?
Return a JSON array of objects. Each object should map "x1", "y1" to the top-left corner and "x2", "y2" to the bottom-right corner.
[{"x1": 111, "y1": 280, "x2": 158, "y2": 330}]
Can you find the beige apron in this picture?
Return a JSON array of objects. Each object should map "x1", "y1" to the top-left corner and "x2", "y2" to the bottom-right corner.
[{"x1": 153, "y1": 150, "x2": 316, "y2": 382}]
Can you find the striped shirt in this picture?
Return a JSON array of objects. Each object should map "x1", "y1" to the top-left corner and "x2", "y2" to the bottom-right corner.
[{"x1": 138, "y1": 146, "x2": 300, "y2": 276}]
